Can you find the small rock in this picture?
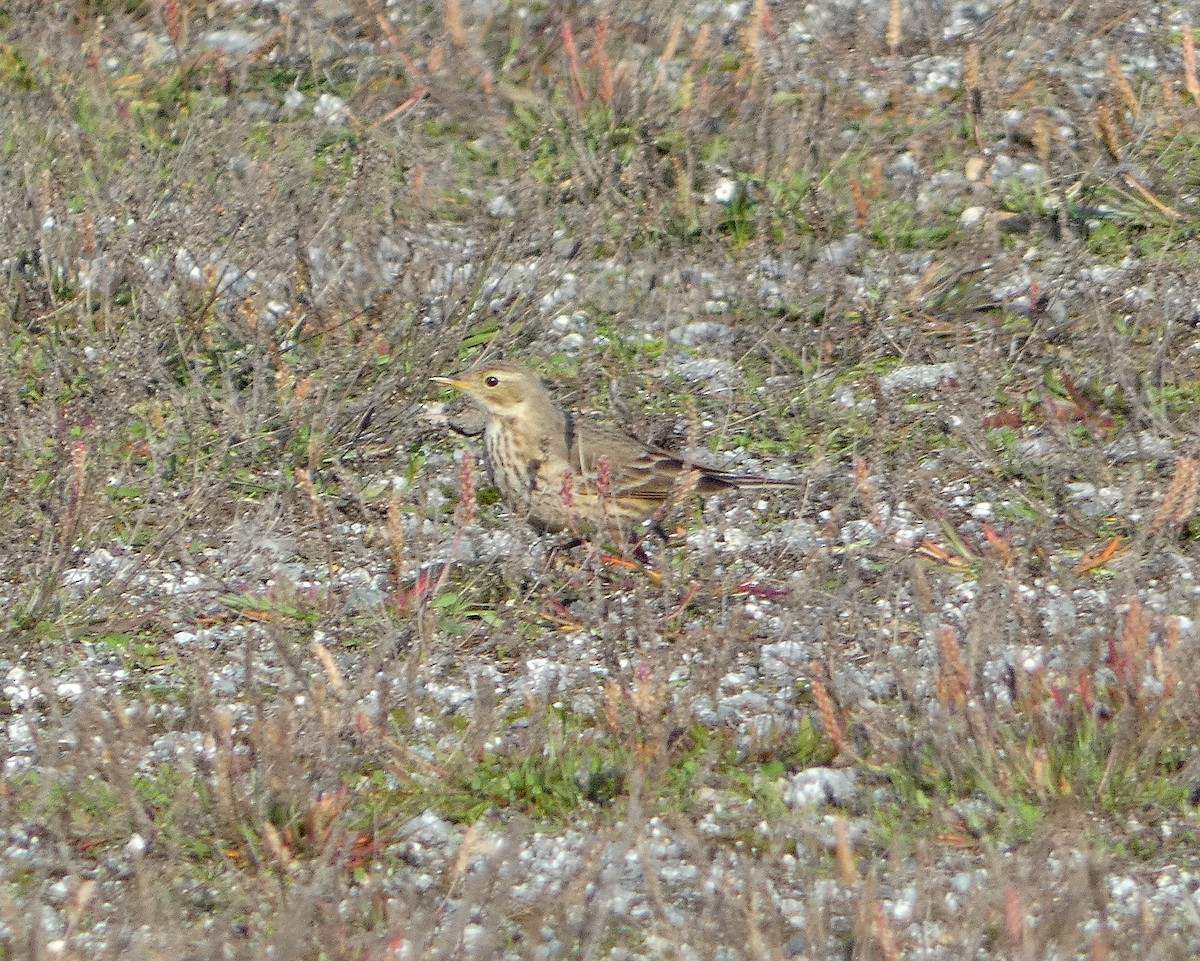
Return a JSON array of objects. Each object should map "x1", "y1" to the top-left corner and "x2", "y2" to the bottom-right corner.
[
  {"x1": 761, "y1": 641, "x2": 809, "y2": 679},
  {"x1": 969, "y1": 502, "x2": 994, "y2": 522},
  {"x1": 709, "y1": 178, "x2": 740, "y2": 204},
  {"x1": 1105, "y1": 432, "x2": 1174, "y2": 465},
  {"x1": 314, "y1": 93, "x2": 347, "y2": 125},
  {"x1": 125, "y1": 833, "x2": 147, "y2": 858},
  {"x1": 202, "y1": 30, "x2": 260, "y2": 55},
  {"x1": 669, "y1": 321, "x2": 733, "y2": 346},
  {"x1": 398, "y1": 810, "x2": 454, "y2": 846},
  {"x1": 959, "y1": 206, "x2": 986, "y2": 227},
  {"x1": 888, "y1": 152, "x2": 921, "y2": 178},
  {"x1": 879, "y1": 363, "x2": 959, "y2": 395},
  {"x1": 991, "y1": 154, "x2": 1015, "y2": 179},
  {"x1": 820, "y1": 233, "x2": 864, "y2": 268},
  {"x1": 670, "y1": 358, "x2": 737, "y2": 391},
  {"x1": 776, "y1": 520, "x2": 818, "y2": 552},
  {"x1": 486, "y1": 195, "x2": 515, "y2": 219},
  {"x1": 783, "y1": 768, "x2": 857, "y2": 808},
  {"x1": 1017, "y1": 162, "x2": 1046, "y2": 184},
  {"x1": 55, "y1": 682, "x2": 84, "y2": 701}
]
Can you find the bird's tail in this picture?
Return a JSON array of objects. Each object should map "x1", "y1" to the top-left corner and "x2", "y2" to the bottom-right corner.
[{"x1": 704, "y1": 471, "x2": 805, "y2": 489}]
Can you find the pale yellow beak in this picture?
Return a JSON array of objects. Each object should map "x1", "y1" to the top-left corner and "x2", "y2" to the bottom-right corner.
[{"x1": 430, "y1": 375, "x2": 467, "y2": 390}]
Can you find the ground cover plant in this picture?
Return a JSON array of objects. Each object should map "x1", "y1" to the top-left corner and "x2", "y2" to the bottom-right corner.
[{"x1": 2, "y1": 0, "x2": 1200, "y2": 958}]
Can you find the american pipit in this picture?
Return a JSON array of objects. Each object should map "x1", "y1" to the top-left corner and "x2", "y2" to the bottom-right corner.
[{"x1": 431, "y1": 362, "x2": 802, "y2": 534}]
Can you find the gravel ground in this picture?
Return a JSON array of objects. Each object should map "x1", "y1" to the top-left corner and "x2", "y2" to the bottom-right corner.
[{"x1": 2, "y1": 0, "x2": 1200, "y2": 958}]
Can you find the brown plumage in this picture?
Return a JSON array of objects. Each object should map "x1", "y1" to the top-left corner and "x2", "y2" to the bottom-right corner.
[{"x1": 431, "y1": 361, "x2": 803, "y2": 534}]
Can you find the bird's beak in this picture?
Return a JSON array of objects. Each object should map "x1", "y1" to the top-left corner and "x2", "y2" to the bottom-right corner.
[{"x1": 430, "y1": 375, "x2": 467, "y2": 389}]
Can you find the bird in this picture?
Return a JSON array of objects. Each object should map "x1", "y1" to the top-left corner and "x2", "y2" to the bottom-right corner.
[{"x1": 431, "y1": 361, "x2": 804, "y2": 535}]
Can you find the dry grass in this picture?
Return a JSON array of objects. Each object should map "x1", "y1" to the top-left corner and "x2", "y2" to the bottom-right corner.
[{"x1": 1, "y1": 0, "x2": 1200, "y2": 958}]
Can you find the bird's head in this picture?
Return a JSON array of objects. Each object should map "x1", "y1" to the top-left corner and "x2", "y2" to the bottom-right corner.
[{"x1": 431, "y1": 362, "x2": 549, "y2": 417}]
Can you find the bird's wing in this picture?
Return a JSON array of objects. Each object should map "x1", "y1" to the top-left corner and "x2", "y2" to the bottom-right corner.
[{"x1": 569, "y1": 421, "x2": 735, "y2": 501}]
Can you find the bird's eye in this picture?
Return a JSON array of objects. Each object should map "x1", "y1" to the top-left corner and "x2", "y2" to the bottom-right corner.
[{"x1": 485, "y1": 376, "x2": 500, "y2": 387}]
